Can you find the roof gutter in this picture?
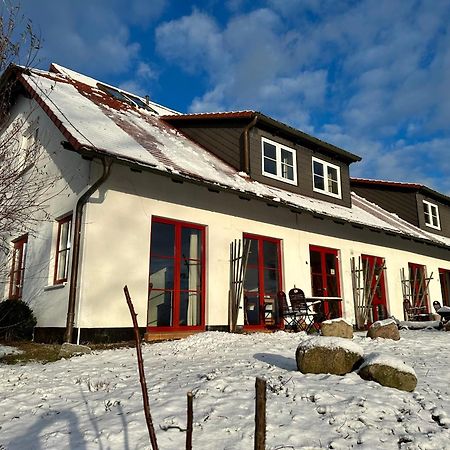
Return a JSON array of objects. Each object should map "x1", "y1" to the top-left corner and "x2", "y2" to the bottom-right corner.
[
  {"x1": 242, "y1": 115, "x2": 258, "y2": 174},
  {"x1": 64, "y1": 154, "x2": 113, "y2": 343}
]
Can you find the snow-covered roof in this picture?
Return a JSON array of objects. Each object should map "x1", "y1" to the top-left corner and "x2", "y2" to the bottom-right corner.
[
  {"x1": 351, "y1": 177, "x2": 450, "y2": 205},
  {"x1": 11, "y1": 64, "x2": 450, "y2": 250}
]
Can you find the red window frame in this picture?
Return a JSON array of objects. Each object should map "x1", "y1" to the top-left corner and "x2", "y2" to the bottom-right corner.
[
  {"x1": 54, "y1": 215, "x2": 72, "y2": 284},
  {"x1": 309, "y1": 245, "x2": 342, "y2": 318},
  {"x1": 243, "y1": 233, "x2": 283, "y2": 329},
  {"x1": 439, "y1": 268, "x2": 450, "y2": 307},
  {"x1": 148, "y1": 217, "x2": 206, "y2": 332},
  {"x1": 9, "y1": 234, "x2": 28, "y2": 300}
]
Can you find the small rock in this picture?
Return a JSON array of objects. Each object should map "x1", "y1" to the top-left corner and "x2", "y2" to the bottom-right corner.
[
  {"x1": 59, "y1": 343, "x2": 92, "y2": 358},
  {"x1": 296, "y1": 336, "x2": 363, "y2": 375},
  {"x1": 358, "y1": 352, "x2": 417, "y2": 392},
  {"x1": 321, "y1": 318, "x2": 353, "y2": 339},
  {"x1": 367, "y1": 318, "x2": 400, "y2": 340}
]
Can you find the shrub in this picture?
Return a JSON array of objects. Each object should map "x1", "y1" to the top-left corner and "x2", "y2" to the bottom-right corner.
[{"x1": 0, "y1": 299, "x2": 37, "y2": 341}]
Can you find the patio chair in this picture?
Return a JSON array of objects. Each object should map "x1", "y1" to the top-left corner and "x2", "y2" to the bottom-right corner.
[
  {"x1": 276, "y1": 291, "x2": 300, "y2": 331},
  {"x1": 288, "y1": 288, "x2": 320, "y2": 333}
]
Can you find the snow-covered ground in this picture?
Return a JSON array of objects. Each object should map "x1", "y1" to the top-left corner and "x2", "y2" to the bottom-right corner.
[{"x1": 0, "y1": 330, "x2": 449, "y2": 449}]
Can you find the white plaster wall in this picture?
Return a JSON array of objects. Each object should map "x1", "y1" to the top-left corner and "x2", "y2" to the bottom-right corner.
[
  {"x1": 0, "y1": 95, "x2": 91, "y2": 327},
  {"x1": 78, "y1": 164, "x2": 450, "y2": 329}
]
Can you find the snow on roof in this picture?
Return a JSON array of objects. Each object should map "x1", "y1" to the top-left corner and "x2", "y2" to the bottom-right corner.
[
  {"x1": 15, "y1": 66, "x2": 450, "y2": 250},
  {"x1": 351, "y1": 177, "x2": 424, "y2": 190},
  {"x1": 49, "y1": 63, "x2": 179, "y2": 116}
]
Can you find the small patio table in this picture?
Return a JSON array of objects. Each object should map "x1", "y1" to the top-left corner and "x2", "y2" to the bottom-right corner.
[
  {"x1": 304, "y1": 297, "x2": 343, "y2": 323},
  {"x1": 437, "y1": 306, "x2": 450, "y2": 324}
]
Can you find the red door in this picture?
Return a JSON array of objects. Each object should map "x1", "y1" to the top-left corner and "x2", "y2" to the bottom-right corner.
[
  {"x1": 148, "y1": 217, "x2": 205, "y2": 331},
  {"x1": 243, "y1": 234, "x2": 282, "y2": 328},
  {"x1": 362, "y1": 254, "x2": 388, "y2": 322},
  {"x1": 309, "y1": 245, "x2": 342, "y2": 319},
  {"x1": 9, "y1": 235, "x2": 28, "y2": 300},
  {"x1": 408, "y1": 263, "x2": 429, "y2": 313},
  {"x1": 439, "y1": 269, "x2": 450, "y2": 307}
]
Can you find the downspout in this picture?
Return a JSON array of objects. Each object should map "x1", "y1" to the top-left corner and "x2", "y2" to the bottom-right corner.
[
  {"x1": 242, "y1": 115, "x2": 258, "y2": 174},
  {"x1": 64, "y1": 156, "x2": 113, "y2": 343}
]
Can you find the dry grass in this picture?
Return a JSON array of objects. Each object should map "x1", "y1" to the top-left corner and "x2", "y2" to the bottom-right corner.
[
  {"x1": 0, "y1": 340, "x2": 137, "y2": 365},
  {"x1": 0, "y1": 341, "x2": 61, "y2": 364}
]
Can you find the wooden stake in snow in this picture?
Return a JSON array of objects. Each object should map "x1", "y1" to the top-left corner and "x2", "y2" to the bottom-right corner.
[
  {"x1": 186, "y1": 391, "x2": 194, "y2": 450},
  {"x1": 123, "y1": 285, "x2": 159, "y2": 450},
  {"x1": 254, "y1": 377, "x2": 266, "y2": 450}
]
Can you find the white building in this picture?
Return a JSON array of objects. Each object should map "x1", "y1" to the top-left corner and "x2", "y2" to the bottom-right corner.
[{"x1": 1, "y1": 64, "x2": 449, "y2": 343}]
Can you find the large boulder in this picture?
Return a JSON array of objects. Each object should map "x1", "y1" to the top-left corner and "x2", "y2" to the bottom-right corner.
[
  {"x1": 367, "y1": 318, "x2": 400, "y2": 341},
  {"x1": 296, "y1": 336, "x2": 363, "y2": 375},
  {"x1": 321, "y1": 318, "x2": 353, "y2": 339},
  {"x1": 358, "y1": 352, "x2": 417, "y2": 392}
]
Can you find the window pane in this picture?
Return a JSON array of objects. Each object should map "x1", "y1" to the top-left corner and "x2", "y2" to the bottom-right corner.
[
  {"x1": 181, "y1": 227, "x2": 201, "y2": 261},
  {"x1": 179, "y1": 291, "x2": 201, "y2": 326},
  {"x1": 57, "y1": 249, "x2": 68, "y2": 280},
  {"x1": 244, "y1": 267, "x2": 259, "y2": 293},
  {"x1": 246, "y1": 239, "x2": 259, "y2": 266},
  {"x1": 263, "y1": 241, "x2": 278, "y2": 269},
  {"x1": 263, "y1": 158, "x2": 277, "y2": 175},
  {"x1": 264, "y1": 268, "x2": 278, "y2": 294},
  {"x1": 60, "y1": 221, "x2": 70, "y2": 249},
  {"x1": 148, "y1": 290, "x2": 172, "y2": 327},
  {"x1": 180, "y1": 259, "x2": 202, "y2": 291},
  {"x1": 281, "y1": 149, "x2": 293, "y2": 166},
  {"x1": 314, "y1": 174, "x2": 324, "y2": 190},
  {"x1": 313, "y1": 161, "x2": 324, "y2": 176},
  {"x1": 328, "y1": 166, "x2": 338, "y2": 182},
  {"x1": 150, "y1": 222, "x2": 175, "y2": 257},
  {"x1": 281, "y1": 164, "x2": 294, "y2": 180},
  {"x1": 328, "y1": 179, "x2": 339, "y2": 195},
  {"x1": 150, "y1": 257, "x2": 174, "y2": 290},
  {"x1": 263, "y1": 142, "x2": 276, "y2": 159}
]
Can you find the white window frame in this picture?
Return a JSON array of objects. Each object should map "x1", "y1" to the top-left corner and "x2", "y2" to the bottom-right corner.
[
  {"x1": 312, "y1": 157, "x2": 342, "y2": 199},
  {"x1": 261, "y1": 137, "x2": 297, "y2": 185},
  {"x1": 423, "y1": 200, "x2": 440, "y2": 230}
]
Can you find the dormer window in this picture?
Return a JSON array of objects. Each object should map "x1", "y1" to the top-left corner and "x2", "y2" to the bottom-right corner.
[
  {"x1": 423, "y1": 200, "x2": 440, "y2": 230},
  {"x1": 261, "y1": 137, "x2": 297, "y2": 185},
  {"x1": 312, "y1": 157, "x2": 342, "y2": 198}
]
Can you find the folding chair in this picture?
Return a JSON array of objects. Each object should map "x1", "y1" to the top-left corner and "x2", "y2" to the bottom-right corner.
[
  {"x1": 276, "y1": 291, "x2": 300, "y2": 330},
  {"x1": 288, "y1": 288, "x2": 320, "y2": 333}
]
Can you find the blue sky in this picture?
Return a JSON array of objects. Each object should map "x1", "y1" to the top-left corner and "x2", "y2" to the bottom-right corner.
[{"x1": 19, "y1": 0, "x2": 450, "y2": 194}]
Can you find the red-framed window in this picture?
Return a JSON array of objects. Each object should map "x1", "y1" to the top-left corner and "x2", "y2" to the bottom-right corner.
[
  {"x1": 243, "y1": 234, "x2": 282, "y2": 328},
  {"x1": 408, "y1": 262, "x2": 429, "y2": 313},
  {"x1": 54, "y1": 215, "x2": 72, "y2": 284},
  {"x1": 309, "y1": 245, "x2": 342, "y2": 318},
  {"x1": 439, "y1": 268, "x2": 450, "y2": 307},
  {"x1": 9, "y1": 235, "x2": 28, "y2": 300},
  {"x1": 148, "y1": 217, "x2": 206, "y2": 331}
]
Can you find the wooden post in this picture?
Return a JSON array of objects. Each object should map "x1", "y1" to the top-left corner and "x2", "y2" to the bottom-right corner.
[
  {"x1": 254, "y1": 377, "x2": 266, "y2": 450},
  {"x1": 186, "y1": 391, "x2": 193, "y2": 450},
  {"x1": 123, "y1": 286, "x2": 159, "y2": 450}
]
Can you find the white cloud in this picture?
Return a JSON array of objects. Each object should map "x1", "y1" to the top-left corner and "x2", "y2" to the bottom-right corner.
[{"x1": 21, "y1": 0, "x2": 166, "y2": 76}]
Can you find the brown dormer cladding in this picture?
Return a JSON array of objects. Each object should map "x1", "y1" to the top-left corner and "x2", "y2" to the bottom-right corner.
[
  {"x1": 351, "y1": 178, "x2": 450, "y2": 238},
  {"x1": 162, "y1": 112, "x2": 360, "y2": 208}
]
